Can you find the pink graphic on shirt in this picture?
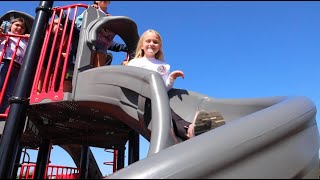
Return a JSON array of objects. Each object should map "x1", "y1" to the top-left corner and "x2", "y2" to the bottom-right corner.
[{"x1": 157, "y1": 65, "x2": 167, "y2": 76}]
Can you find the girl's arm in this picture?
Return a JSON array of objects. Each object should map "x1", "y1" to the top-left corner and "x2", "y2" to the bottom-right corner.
[{"x1": 165, "y1": 70, "x2": 184, "y2": 91}]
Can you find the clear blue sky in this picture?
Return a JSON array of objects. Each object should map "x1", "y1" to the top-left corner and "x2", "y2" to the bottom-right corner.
[{"x1": 1, "y1": 1, "x2": 319, "y2": 176}]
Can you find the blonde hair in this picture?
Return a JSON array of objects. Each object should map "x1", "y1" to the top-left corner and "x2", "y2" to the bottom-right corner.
[{"x1": 134, "y1": 29, "x2": 164, "y2": 61}]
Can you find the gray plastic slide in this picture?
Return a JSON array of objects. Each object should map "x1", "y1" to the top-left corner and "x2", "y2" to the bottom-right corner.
[
  {"x1": 70, "y1": 65, "x2": 319, "y2": 178},
  {"x1": 110, "y1": 90, "x2": 320, "y2": 179}
]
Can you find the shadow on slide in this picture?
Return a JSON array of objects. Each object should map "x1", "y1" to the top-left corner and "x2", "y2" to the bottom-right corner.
[{"x1": 106, "y1": 89, "x2": 319, "y2": 179}]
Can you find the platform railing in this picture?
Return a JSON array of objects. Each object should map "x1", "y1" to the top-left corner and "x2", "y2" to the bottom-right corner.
[
  {"x1": 0, "y1": 33, "x2": 29, "y2": 119},
  {"x1": 18, "y1": 163, "x2": 80, "y2": 179},
  {"x1": 30, "y1": 4, "x2": 88, "y2": 104}
]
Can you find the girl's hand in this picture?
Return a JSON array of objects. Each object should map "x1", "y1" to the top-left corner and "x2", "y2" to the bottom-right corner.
[{"x1": 169, "y1": 70, "x2": 184, "y2": 80}]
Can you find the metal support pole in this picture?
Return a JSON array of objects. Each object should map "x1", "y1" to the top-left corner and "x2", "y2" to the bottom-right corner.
[
  {"x1": 34, "y1": 139, "x2": 51, "y2": 179},
  {"x1": 112, "y1": 150, "x2": 117, "y2": 173},
  {"x1": 11, "y1": 147, "x2": 23, "y2": 179},
  {"x1": 80, "y1": 145, "x2": 89, "y2": 179},
  {"x1": 0, "y1": 1, "x2": 53, "y2": 178},
  {"x1": 128, "y1": 131, "x2": 139, "y2": 165},
  {"x1": 117, "y1": 149, "x2": 125, "y2": 170}
]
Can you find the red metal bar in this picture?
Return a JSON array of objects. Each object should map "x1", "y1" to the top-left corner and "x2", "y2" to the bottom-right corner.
[
  {"x1": 113, "y1": 150, "x2": 117, "y2": 173},
  {"x1": 0, "y1": 35, "x2": 10, "y2": 104},
  {"x1": 19, "y1": 164, "x2": 24, "y2": 179},
  {"x1": 104, "y1": 149, "x2": 118, "y2": 173}
]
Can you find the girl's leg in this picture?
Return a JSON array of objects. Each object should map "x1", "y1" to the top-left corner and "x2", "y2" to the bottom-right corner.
[{"x1": 171, "y1": 109, "x2": 191, "y2": 141}]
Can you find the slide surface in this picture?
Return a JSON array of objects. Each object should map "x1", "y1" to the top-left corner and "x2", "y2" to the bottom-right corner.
[
  {"x1": 72, "y1": 66, "x2": 319, "y2": 178},
  {"x1": 106, "y1": 90, "x2": 319, "y2": 179}
]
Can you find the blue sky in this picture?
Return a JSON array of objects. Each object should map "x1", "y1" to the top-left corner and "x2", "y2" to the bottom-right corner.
[{"x1": 1, "y1": 1, "x2": 319, "y2": 176}]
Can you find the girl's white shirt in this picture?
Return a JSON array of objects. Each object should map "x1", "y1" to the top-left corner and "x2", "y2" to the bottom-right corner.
[
  {"x1": 128, "y1": 57, "x2": 175, "y2": 92},
  {"x1": 0, "y1": 32, "x2": 28, "y2": 65}
]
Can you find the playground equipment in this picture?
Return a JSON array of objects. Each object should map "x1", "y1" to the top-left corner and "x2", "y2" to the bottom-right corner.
[{"x1": 0, "y1": 1, "x2": 318, "y2": 179}]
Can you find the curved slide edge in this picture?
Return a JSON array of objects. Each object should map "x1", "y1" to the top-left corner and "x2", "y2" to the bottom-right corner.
[
  {"x1": 106, "y1": 96, "x2": 319, "y2": 179},
  {"x1": 73, "y1": 66, "x2": 178, "y2": 155}
]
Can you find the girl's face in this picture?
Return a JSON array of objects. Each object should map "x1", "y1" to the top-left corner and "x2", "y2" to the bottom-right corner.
[
  {"x1": 10, "y1": 21, "x2": 26, "y2": 35},
  {"x1": 141, "y1": 32, "x2": 161, "y2": 58}
]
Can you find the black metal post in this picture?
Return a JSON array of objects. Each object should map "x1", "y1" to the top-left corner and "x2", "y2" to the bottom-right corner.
[
  {"x1": 80, "y1": 145, "x2": 89, "y2": 179},
  {"x1": 128, "y1": 131, "x2": 139, "y2": 165},
  {"x1": 0, "y1": 1, "x2": 53, "y2": 178},
  {"x1": 117, "y1": 149, "x2": 125, "y2": 170},
  {"x1": 34, "y1": 139, "x2": 51, "y2": 179},
  {"x1": 10, "y1": 147, "x2": 23, "y2": 179}
]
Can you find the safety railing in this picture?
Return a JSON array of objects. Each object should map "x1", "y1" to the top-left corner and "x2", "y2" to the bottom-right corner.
[
  {"x1": 0, "y1": 33, "x2": 29, "y2": 119},
  {"x1": 30, "y1": 4, "x2": 88, "y2": 104},
  {"x1": 18, "y1": 163, "x2": 80, "y2": 179}
]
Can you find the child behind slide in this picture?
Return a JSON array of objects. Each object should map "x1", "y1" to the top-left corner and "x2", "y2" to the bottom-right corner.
[{"x1": 75, "y1": 1, "x2": 128, "y2": 67}]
